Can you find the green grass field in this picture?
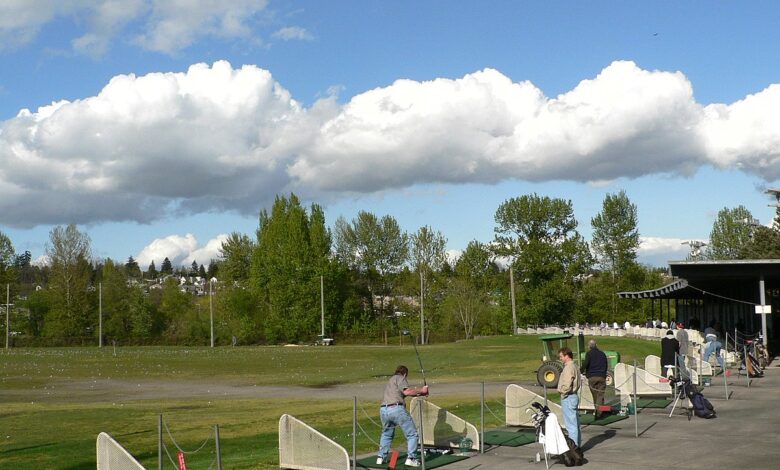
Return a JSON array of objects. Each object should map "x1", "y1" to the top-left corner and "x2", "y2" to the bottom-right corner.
[{"x1": 0, "y1": 335, "x2": 659, "y2": 469}]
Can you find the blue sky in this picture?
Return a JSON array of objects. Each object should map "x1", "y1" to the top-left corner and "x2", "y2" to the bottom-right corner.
[{"x1": 1, "y1": 1, "x2": 779, "y2": 269}]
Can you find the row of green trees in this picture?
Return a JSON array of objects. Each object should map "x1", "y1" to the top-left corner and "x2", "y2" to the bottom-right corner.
[{"x1": 0, "y1": 191, "x2": 689, "y2": 345}]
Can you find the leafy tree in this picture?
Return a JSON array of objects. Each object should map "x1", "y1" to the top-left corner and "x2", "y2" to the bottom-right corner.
[
  {"x1": 741, "y1": 225, "x2": 780, "y2": 259},
  {"x1": 0, "y1": 230, "x2": 15, "y2": 288},
  {"x1": 207, "y1": 260, "x2": 218, "y2": 279},
  {"x1": 159, "y1": 277, "x2": 193, "y2": 340},
  {"x1": 591, "y1": 191, "x2": 642, "y2": 319},
  {"x1": 198, "y1": 264, "x2": 206, "y2": 277},
  {"x1": 101, "y1": 258, "x2": 131, "y2": 339},
  {"x1": 125, "y1": 256, "x2": 141, "y2": 279},
  {"x1": 252, "y1": 194, "x2": 337, "y2": 343},
  {"x1": 219, "y1": 232, "x2": 254, "y2": 284},
  {"x1": 160, "y1": 257, "x2": 173, "y2": 275},
  {"x1": 334, "y1": 211, "x2": 408, "y2": 342},
  {"x1": 443, "y1": 278, "x2": 486, "y2": 340},
  {"x1": 454, "y1": 241, "x2": 496, "y2": 291},
  {"x1": 409, "y1": 226, "x2": 447, "y2": 343},
  {"x1": 190, "y1": 260, "x2": 199, "y2": 277},
  {"x1": 44, "y1": 224, "x2": 93, "y2": 339},
  {"x1": 14, "y1": 250, "x2": 35, "y2": 287},
  {"x1": 147, "y1": 261, "x2": 158, "y2": 279},
  {"x1": 707, "y1": 205, "x2": 754, "y2": 259},
  {"x1": 591, "y1": 191, "x2": 640, "y2": 274},
  {"x1": 493, "y1": 194, "x2": 591, "y2": 326}
]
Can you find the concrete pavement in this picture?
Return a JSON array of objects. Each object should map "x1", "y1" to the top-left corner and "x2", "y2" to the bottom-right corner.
[{"x1": 424, "y1": 363, "x2": 780, "y2": 469}]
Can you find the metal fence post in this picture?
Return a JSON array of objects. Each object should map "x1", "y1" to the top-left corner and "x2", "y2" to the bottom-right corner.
[
  {"x1": 214, "y1": 424, "x2": 222, "y2": 470},
  {"x1": 353, "y1": 397, "x2": 357, "y2": 470},
  {"x1": 158, "y1": 415, "x2": 163, "y2": 470},
  {"x1": 633, "y1": 360, "x2": 638, "y2": 438},
  {"x1": 480, "y1": 382, "x2": 485, "y2": 454},
  {"x1": 418, "y1": 401, "x2": 426, "y2": 469}
]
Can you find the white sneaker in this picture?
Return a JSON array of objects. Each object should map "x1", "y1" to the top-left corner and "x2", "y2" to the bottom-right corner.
[
  {"x1": 404, "y1": 457, "x2": 420, "y2": 467},
  {"x1": 376, "y1": 456, "x2": 386, "y2": 465}
]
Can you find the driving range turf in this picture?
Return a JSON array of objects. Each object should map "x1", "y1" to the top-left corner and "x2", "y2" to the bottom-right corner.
[{"x1": 0, "y1": 335, "x2": 659, "y2": 469}]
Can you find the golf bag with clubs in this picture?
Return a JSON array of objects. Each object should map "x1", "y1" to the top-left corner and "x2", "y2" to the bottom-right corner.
[
  {"x1": 679, "y1": 379, "x2": 716, "y2": 419},
  {"x1": 529, "y1": 402, "x2": 584, "y2": 467}
]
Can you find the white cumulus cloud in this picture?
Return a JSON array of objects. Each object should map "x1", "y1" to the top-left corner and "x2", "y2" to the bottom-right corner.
[
  {"x1": 136, "y1": 233, "x2": 228, "y2": 268},
  {"x1": 0, "y1": 0, "x2": 269, "y2": 54},
  {"x1": 637, "y1": 236, "x2": 706, "y2": 266},
  {"x1": 3, "y1": 60, "x2": 780, "y2": 227}
]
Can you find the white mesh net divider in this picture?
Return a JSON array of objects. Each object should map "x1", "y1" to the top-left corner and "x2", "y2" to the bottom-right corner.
[
  {"x1": 504, "y1": 384, "x2": 564, "y2": 427},
  {"x1": 408, "y1": 398, "x2": 479, "y2": 450},
  {"x1": 278, "y1": 414, "x2": 349, "y2": 470},
  {"x1": 96, "y1": 432, "x2": 146, "y2": 470}
]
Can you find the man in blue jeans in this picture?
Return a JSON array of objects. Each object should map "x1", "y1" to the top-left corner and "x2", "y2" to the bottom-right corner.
[
  {"x1": 703, "y1": 321, "x2": 730, "y2": 376},
  {"x1": 557, "y1": 347, "x2": 581, "y2": 449},
  {"x1": 377, "y1": 365, "x2": 429, "y2": 467}
]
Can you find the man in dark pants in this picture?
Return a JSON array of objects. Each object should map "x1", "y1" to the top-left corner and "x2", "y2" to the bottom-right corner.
[
  {"x1": 581, "y1": 339, "x2": 608, "y2": 420},
  {"x1": 661, "y1": 330, "x2": 680, "y2": 378}
]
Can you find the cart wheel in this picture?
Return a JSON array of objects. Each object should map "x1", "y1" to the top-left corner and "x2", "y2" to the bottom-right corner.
[
  {"x1": 605, "y1": 371, "x2": 614, "y2": 387},
  {"x1": 537, "y1": 362, "x2": 563, "y2": 388}
]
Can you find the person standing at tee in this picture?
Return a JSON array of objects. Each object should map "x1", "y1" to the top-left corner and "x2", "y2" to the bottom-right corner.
[
  {"x1": 661, "y1": 330, "x2": 680, "y2": 377},
  {"x1": 676, "y1": 323, "x2": 689, "y2": 368},
  {"x1": 581, "y1": 340, "x2": 608, "y2": 420},
  {"x1": 558, "y1": 347, "x2": 581, "y2": 448},
  {"x1": 376, "y1": 365, "x2": 429, "y2": 467}
]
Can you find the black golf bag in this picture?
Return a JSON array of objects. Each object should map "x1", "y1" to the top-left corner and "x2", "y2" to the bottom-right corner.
[
  {"x1": 529, "y1": 402, "x2": 584, "y2": 466},
  {"x1": 681, "y1": 379, "x2": 716, "y2": 419}
]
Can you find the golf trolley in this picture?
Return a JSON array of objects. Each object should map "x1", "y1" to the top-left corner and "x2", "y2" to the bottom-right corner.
[
  {"x1": 527, "y1": 402, "x2": 583, "y2": 468},
  {"x1": 668, "y1": 377, "x2": 693, "y2": 420}
]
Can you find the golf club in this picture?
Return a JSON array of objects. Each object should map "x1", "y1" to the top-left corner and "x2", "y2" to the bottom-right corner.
[{"x1": 402, "y1": 329, "x2": 427, "y2": 386}]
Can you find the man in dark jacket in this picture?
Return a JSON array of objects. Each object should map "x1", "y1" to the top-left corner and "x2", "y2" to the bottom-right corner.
[
  {"x1": 581, "y1": 339, "x2": 608, "y2": 419},
  {"x1": 661, "y1": 330, "x2": 680, "y2": 378}
]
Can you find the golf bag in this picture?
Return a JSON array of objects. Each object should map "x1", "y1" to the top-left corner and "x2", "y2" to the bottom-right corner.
[
  {"x1": 683, "y1": 381, "x2": 716, "y2": 419},
  {"x1": 529, "y1": 402, "x2": 584, "y2": 467},
  {"x1": 744, "y1": 347, "x2": 764, "y2": 378}
]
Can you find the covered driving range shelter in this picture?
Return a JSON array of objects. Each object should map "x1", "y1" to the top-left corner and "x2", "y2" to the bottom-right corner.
[{"x1": 618, "y1": 259, "x2": 780, "y2": 342}]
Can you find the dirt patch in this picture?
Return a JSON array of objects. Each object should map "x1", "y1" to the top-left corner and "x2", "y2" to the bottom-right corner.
[{"x1": 1, "y1": 378, "x2": 536, "y2": 405}]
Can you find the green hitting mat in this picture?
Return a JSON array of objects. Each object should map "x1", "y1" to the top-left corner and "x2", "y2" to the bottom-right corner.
[
  {"x1": 579, "y1": 413, "x2": 628, "y2": 425},
  {"x1": 635, "y1": 398, "x2": 673, "y2": 408},
  {"x1": 357, "y1": 452, "x2": 469, "y2": 469},
  {"x1": 482, "y1": 429, "x2": 537, "y2": 447}
]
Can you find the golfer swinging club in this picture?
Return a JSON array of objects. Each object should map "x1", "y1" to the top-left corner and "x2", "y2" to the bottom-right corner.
[{"x1": 376, "y1": 365, "x2": 429, "y2": 467}]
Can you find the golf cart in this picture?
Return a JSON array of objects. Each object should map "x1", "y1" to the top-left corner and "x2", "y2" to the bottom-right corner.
[
  {"x1": 535, "y1": 332, "x2": 620, "y2": 388},
  {"x1": 314, "y1": 334, "x2": 334, "y2": 346}
]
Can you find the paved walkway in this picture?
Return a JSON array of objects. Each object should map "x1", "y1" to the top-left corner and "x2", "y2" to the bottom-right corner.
[{"x1": 422, "y1": 363, "x2": 780, "y2": 469}]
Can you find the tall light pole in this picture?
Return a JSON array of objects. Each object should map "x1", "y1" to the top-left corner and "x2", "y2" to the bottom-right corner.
[
  {"x1": 420, "y1": 271, "x2": 425, "y2": 345},
  {"x1": 5, "y1": 284, "x2": 9, "y2": 350},
  {"x1": 209, "y1": 279, "x2": 214, "y2": 348},
  {"x1": 99, "y1": 282, "x2": 103, "y2": 347},
  {"x1": 509, "y1": 265, "x2": 517, "y2": 335},
  {"x1": 320, "y1": 275, "x2": 325, "y2": 338}
]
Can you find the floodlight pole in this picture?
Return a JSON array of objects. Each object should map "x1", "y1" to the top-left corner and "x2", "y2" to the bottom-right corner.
[
  {"x1": 5, "y1": 283, "x2": 9, "y2": 350},
  {"x1": 320, "y1": 275, "x2": 325, "y2": 337},
  {"x1": 759, "y1": 275, "x2": 768, "y2": 346},
  {"x1": 420, "y1": 271, "x2": 425, "y2": 345},
  {"x1": 510, "y1": 265, "x2": 517, "y2": 335},
  {"x1": 209, "y1": 280, "x2": 214, "y2": 348},
  {"x1": 99, "y1": 282, "x2": 103, "y2": 348}
]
